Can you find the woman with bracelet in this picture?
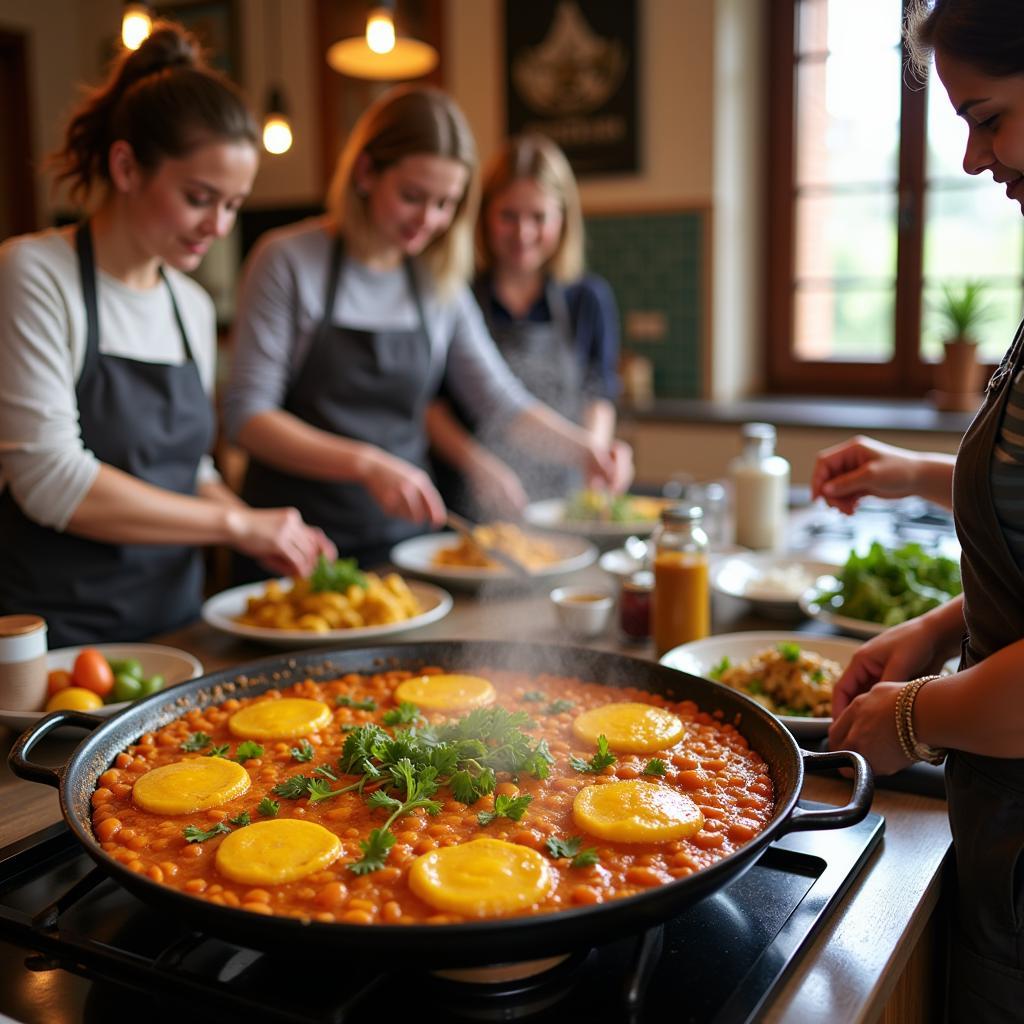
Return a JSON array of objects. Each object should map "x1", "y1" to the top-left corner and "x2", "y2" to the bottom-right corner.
[
  {"x1": 815, "y1": 3, "x2": 1024, "y2": 1016},
  {"x1": 0, "y1": 23, "x2": 333, "y2": 646}
]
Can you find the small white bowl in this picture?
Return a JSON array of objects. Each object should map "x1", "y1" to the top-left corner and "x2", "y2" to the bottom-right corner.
[{"x1": 550, "y1": 586, "x2": 614, "y2": 638}]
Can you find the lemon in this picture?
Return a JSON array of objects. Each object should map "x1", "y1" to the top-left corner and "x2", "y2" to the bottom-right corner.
[{"x1": 45, "y1": 687, "x2": 104, "y2": 712}]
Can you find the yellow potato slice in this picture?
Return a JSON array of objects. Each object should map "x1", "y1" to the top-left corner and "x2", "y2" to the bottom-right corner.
[
  {"x1": 409, "y1": 838, "x2": 553, "y2": 917},
  {"x1": 228, "y1": 698, "x2": 332, "y2": 740},
  {"x1": 393, "y1": 674, "x2": 496, "y2": 713},
  {"x1": 215, "y1": 819, "x2": 342, "y2": 885},
  {"x1": 132, "y1": 758, "x2": 250, "y2": 815},
  {"x1": 572, "y1": 702, "x2": 684, "y2": 754},
  {"x1": 574, "y1": 780, "x2": 704, "y2": 843}
]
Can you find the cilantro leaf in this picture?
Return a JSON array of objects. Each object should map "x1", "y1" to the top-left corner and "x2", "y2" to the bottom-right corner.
[
  {"x1": 569, "y1": 735, "x2": 616, "y2": 774},
  {"x1": 709, "y1": 656, "x2": 730, "y2": 680},
  {"x1": 234, "y1": 741, "x2": 265, "y2": 763},
  {"x1": 227, "y1": 810, "x2": 251, "y2": 827},
  {"x1": 349, "y1": 827, "x2": 396, "y2": 875},
  {"x1": 382, "y1": 701, "x2": 421, "y2": 726},
  {"x1": 272, "y1": 774, "x2": 312, "y2": 799},
  {"x1": 777, "y1": 642, "x2": 801, "y2": 662},
  {"x1": 336, "y1": 695, "x2": 377, "y2": 711},
  {"x1": 290, "y1": 740, "x2": 315, "y2": 762},
  {"x1": 521, "y1": 691, "x2": 546, "y2": 702},
  {"x1": 313, "y1": 764, "x2": 338, "y2": 781},
  {"x1": 180, "y1": 732, "x2": 211, "y2": 752},
  {"x1": 310, "y1": 555, "x2": 368, "y2": 593},
  {"x1": 182, "y1": 822, "x2": 231, "y2": 844},
  {"x1": 204, "y1": 743, "x2": 230, "y2": 758},
  {"x1": 477, "y1": 792, "x2": 533, "y2": 826},
  {"x1": 545, "y1": 834, "x2": 600, "y2": 868},
  {"x1": 544, "y1": 699, "x2": 575, "y2": 715},
  {"x1": 257, "y1": 797, "x2": 280, "y2": 817},
  {"x1": 643, "y1": 758, "x2": 667, "y2": 777}
]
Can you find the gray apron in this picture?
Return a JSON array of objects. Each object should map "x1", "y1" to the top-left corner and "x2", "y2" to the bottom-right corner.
[
  {"x1": 239, "y1": 236, "x2": 439, "y2": 571},
  {"x1": 948, "y1": 315, "x2": 1024, "y2": 1022},
  {"x1": 475, "y1": 278, "x2": 583, "y2": 501},
  {"x1": 0, "y1": 222, "x2": 212, "y2": 646}
]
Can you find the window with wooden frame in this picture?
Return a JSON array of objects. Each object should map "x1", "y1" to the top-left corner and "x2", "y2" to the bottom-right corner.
[{"x1": 766, "y1": 0, "x2": 1024, "y2": 396}]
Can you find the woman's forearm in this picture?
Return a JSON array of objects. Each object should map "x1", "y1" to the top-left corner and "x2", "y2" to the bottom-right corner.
[
  {"x1": 506, "y1": 403, "x2": 592, "y2": 463},
  {"x1": 236, "y1": 409, "x2": 379, "y2": 483},
  {"x1": 424, "y1": 400, "x2": 483, "y2": 471},
  {"x1": 582, "y1": 398, "x2": 615, "y2": 447},
  {"x1": 910, "y1": 453, "x2": 956, "y2": 510}
]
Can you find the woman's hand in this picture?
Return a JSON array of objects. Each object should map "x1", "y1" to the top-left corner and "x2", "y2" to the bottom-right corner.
[
  {"x1": 227, "y1": 507, "x2": 336, "y2": 578},
  {"x1": 811, "y1": 436, "x2": 926, "y2": 514},
  {"x1": 358, "y1": 448, "x2": 447, "y2": 527},
  {"x1": 828, "y1": 681, "x2": 914, "y2": 775},
  {"x1": 465, "y1": 451, "x2": 529, "y2": 517},
  {"x1": 584, "y1": 438, "x2": 635, "y2": 493}
]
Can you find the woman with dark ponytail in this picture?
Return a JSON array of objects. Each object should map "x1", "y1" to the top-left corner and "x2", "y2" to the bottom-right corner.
[{"x1": 0, "y1": 22, "x2": 333, "y2": 645}]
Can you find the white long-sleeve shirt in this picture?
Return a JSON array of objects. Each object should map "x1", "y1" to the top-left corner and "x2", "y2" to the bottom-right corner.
[{"x1": 0, "y1": 228, "x2": 221, "y2": 530}]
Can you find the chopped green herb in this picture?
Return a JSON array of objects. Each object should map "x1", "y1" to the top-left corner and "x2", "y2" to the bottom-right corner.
[
  {"x1": 290, "y1": 739, "x2": 315, "y2": 762},
  {"x1": 477, "y1": 792, "x2": 533, "y2": 826},
  {"x1": 382, "y1": 701, "x2": 420, "y2": 726},
  {"x1": 545, "y1": 835, "x2": 600, "y2": 868},
  {"x1": 204, "y1": 743, "x2": 230, "y2": 759},
  {"x1": 643, "y1": 758, "x2": 667, "y2": 777},
  {"x1": 180, "y1": 732, "x2": 211, "y2": 752},
  {"x1": 227, "y1": 810, "x2": 251, "y2": 827},
  {"x1": 336, "y1": 695, "x2": 377, "y2": 711},
  {"x1": 811, "y1": 669, "x2": 825, "y2": 684},
  {"x1": 257, "y1": 797, "x2": 280, "y2": 817},
  {"x1": 777, "y1": 642, "x2": 801, "y2": 662},
  {"x1": 272, "y1": 774, "x2": 312, "y2": 799},
  {"x1": 520, "y1": 691, "x2": 546, "y2": 702},
  {"x1": 182, "y1": 822, "x2": 231, "y2": 844},
  {"x1": 569, "y1": 735, "x2": 616, "y2": 774},
  {"x1": 313, "y1": 764, "x2": 338, "y2": 781},
  {"x1": 709, "y1": 656, "x2": 730, "y2": 680},
  {"x1": 349, "y1": 828, "x2": 396, "y2": 876},
  {"x1": 544, "y1": 699, "x2": 575, "y2": 715},
  {"x1": 234, "y1": 741, "x2": 265, "y2": 763},
  {"x1": 747, "y1": 678, "x2": 765, "y2": 695},
  {"x1": 310, "y1": 555, "x2": 368, "y2": 593}
]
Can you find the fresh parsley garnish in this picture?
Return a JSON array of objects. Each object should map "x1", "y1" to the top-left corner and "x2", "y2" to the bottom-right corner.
[
  {"x1": 544, "y1": 699, "x2": 575, "y2": 715},
  {"x1": 449, "y1": 767, "x2": 497, "y2": 805},
  {"x1": 227, "y1": 810, "x2": 251, "y2": 827},
  {"x1": 643, "y1": 758, "x2": 667, "y2": 777},
  {"x1": 349, "y1": 828, "x2": 396, "y2": 876},
  {"x1": 290, "y1": 740, "x2": 315, "y2": 762},
  {"x1": 521, "y1": 691, "x2": 546, "y2": 702},
  {"x1": 569, "y1": 734, "x2": 616, "y2": 774},
  {"x1": 709, "y1": 656, "x2": 730, "y2": 680},
  {"x1": 180, "y1": 732, "x2": 211, "y2": 752},
  {"x1": 777, "y1": 642, "x2": 801, "y2": 662},
  {"x1": 545, "y1": 835, "x2": 600, "y2": 868},
  {"x1": 234, "y1": 741, "x2": 265, "y2": 763},
  {"x1": 257, "y1": 797, "x2": 280, "y2": 817},
  {"x1": 382, "y1": 701, "x2": 420, "y2": 726},
  {"x1": 310, "y1": 555, "x2": 368, "y2": 593},
  {"x1": 313, "y1": 764, "x2": 338, "y2": 781},
  {"x1": 204, "y1": 743, "x2": 230, "y2": 758},
  {"x1": 272, "y1": 774, "x2": 312, "y2": 799},
  {"x1": 477, "y1": 792, "x2": 533, "y2": 826},
  {"x1": 336, "y1": 695, "x2": 377, "y2": 711},
  {"x1": 182, "y1": 822, "x2": 231, "y2": 844}
]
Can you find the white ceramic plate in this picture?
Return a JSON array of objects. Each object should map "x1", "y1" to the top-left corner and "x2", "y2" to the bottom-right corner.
[
  {"x1": 389, "y1": 531, "x2": 597, "y2": 589},
  {"x1": 201, "y1": 577, "x2": 453, "y2": 647},
  {"x1": 712, "y1": 554, "x2": 842, "y2": 618},
  {"x1": 524, "y1": 497, "x2": 668, "y2": 540},
  {"x1": 659, "y1": 631, "x2": 863, "y2": 739},
  {"x1": 0, "y1": 643, "x2": 203, "y2": 731},
  {"x1": 798, "y1": 575, "x2": 889, "y2": 639}
]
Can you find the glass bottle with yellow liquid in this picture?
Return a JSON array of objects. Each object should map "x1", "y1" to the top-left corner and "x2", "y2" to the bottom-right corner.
[{"x1": 652, "y1": 505, "x2": 710, "y2": 657}]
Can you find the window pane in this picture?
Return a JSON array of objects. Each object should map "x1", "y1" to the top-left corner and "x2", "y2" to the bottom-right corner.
[
  {"x1": 795, "y1": 191, "x2": 898, "y2": 281},
  {"x1": 926, "y1": 60, "x2": 968, "y2": 182},
  {"x1": 924, "y1": 186, "x2": 1024, "y2": 280},
  {"x1": 794, "y1": 284, "x2": 895, "y2": 360},
  {"x1": 797, "y1": 0, "x2": 901, "y2": 57},
  {"x1": 921, "y1": 283, "x2": 1024, "y2": 363}
]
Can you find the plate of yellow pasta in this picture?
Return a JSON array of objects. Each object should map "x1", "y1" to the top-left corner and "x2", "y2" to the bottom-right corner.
[
  {"x1": 389, "y1": 527, "x2": 597, "y2": 589},
  {"x1": 201, "y1": 560, "x2": 453, "y2": 647}
]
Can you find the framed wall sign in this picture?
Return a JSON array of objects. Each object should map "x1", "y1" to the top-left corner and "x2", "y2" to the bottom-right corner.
[
  {"x1": 154, "y1": 0, "x2": 241, "y2": 81},
  {"x1": 504, "y1": 0, "x2": 638, "y2": 176}
]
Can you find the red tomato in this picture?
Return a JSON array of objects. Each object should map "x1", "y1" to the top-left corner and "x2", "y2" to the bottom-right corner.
[
  {"x1": 72, "y1": 649, "x2": 114, "y2": 697},
  {"x1": 46, "y1": 669, "x2": 74, "y2": 697}
]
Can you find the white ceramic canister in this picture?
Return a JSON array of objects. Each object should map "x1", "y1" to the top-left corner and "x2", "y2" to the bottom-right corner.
[{"x1": 0, "y1": 614, "x2": 48, "y2": 711}]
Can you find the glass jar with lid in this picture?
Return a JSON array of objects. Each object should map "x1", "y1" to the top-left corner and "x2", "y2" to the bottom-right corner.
[
  {"x1": 651, "y1": 506, "x2": 710, "y2": 657},
  {"x1": 729, "y1": 422, "x2": 790, "y2": 551}
]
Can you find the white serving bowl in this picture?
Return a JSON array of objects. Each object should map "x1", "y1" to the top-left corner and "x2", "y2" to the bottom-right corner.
[{"x1": 549, "y1": 585, "x2": 614, "y2": 638}]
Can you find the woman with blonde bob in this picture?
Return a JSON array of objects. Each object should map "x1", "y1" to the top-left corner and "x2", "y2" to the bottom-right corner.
[
  {"x1": 428, "y1": 133, "x2": 623, "y2": 516},
  {"x1": 225, "y1": 88, "x2": 629, "y2": 568}
]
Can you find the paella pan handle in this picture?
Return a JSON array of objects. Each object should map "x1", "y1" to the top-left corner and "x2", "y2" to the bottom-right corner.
[
  {"x1": 8, "y1": 709, "x2": 104, "y2": 788},
  {"x1": 781, "y1": 749, "x2": 874, "y2": 834}
]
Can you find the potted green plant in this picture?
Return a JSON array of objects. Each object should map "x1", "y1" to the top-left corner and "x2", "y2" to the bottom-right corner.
[{"x1": 930, "y1": 280, "x2": 995, "y2": 412}]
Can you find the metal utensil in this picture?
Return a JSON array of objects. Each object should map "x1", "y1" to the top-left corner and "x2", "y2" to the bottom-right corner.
[{"x1": 444, "y1": 511, "x2": 532, "y2": 578}]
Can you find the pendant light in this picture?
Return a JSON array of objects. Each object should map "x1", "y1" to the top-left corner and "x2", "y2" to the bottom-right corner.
[
  {"x1": 327, "y1": 0, "x2": 438, "y2": 81},
  {"x1": 261, "y1": 0, "x2": 293, "y2": 155},
  {"x1": 121, "y1": 1, "x2": 153, "y2": 50}
]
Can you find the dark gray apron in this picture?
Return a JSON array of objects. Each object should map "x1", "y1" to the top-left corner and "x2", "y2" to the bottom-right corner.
[
  {"x1": 475, "y1": 278, "x2": 583, "y2": 501},
  {"x1": 0, "y1": 222, "x2": 212, "y2": 646},
  {"x1": 948, "y1": 315, "x2": 1024, "y2": 1022},
  {"x1": 239, "y1": 236, "x2": 439, "y2": 571}
]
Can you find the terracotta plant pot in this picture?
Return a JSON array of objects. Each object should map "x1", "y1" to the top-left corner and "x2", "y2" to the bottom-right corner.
[{"x1": 930, "y1": 337, "x2": 983, "y2": 413}]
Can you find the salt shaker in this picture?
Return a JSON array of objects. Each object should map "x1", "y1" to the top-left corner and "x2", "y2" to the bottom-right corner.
[{"x1": 0, "y1": 615, "x2": 48, "y2": 712}]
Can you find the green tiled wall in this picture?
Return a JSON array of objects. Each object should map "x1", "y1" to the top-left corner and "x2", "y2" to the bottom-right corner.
[{"x1": 584, "y1": 211, "x2": 705, "y2": 398}]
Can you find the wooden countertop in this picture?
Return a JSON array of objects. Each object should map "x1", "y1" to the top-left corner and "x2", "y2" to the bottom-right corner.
[{"x1": 0, "y1": 565, "x2": 951, "y2": 1023}]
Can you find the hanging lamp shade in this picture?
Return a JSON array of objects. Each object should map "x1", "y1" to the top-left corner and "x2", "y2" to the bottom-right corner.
[{"x1": 326, "y1": 2, "x2": 438, "y2": 81}]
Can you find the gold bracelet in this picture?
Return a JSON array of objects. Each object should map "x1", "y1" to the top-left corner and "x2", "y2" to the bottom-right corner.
[
  {"x1": 898, "y1": 675, "x2": 946, "y2": 765},
  {"x1": 894, "y1": 681, "x2": 917, "y2": 762}
]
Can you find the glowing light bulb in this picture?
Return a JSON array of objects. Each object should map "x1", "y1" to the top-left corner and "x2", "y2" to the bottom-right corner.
[
  {"x1": 262, "y1": 114, "x2": 293, "y2": 156},
  {"x1": 366, "y1": 9, "x2": 396, "y2": 55},
  {"x1": 121, "y1": 4, "x2": 152, "y2": 50}
]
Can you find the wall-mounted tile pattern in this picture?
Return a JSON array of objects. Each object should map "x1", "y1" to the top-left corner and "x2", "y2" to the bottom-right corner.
[{"x1": 584, "y1": 210, "x2": 706, "y2": 399}]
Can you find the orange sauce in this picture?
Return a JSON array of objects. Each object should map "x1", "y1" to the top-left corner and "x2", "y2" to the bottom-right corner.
[{"x1": 652, "y1": 551, "x2": 710, "y2": 656}]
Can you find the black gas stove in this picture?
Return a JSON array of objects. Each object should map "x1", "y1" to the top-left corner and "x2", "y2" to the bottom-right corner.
[{"x1": 0, "y1": 804, "x2": 883, "y2": 1024}]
